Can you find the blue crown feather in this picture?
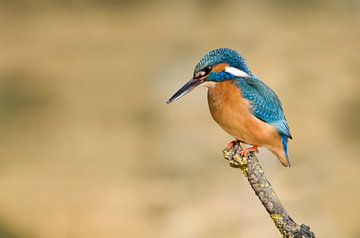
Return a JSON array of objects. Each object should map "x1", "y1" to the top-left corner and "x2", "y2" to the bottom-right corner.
[{"x1": 194, "y1": 48, "x2": 252, "y2": 76}]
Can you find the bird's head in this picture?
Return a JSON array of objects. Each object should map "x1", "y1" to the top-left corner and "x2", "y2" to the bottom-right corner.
[{"x1": 167, "y1": 48, "x2": 252, "y2": 104}]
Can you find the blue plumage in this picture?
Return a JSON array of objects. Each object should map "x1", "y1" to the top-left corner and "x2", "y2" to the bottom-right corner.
[
  {"x1": 282, "y1": 135, "x2": 289, "y2": 158},
  {"x1": 196, "y1": 48, "x2": 292, "y2": 140},
  {"x1": 235, "y1": 76, "x2": 292, "y2": 140},
  {"x1": 167, "y1": 48, "x2": 292, "y2": 166},
  {"x1": 197, "y1": 48, "x2": 292, "y2": 161},
  {"x1": 194, "y1": 48, "x2": 252, "y2": 76}
]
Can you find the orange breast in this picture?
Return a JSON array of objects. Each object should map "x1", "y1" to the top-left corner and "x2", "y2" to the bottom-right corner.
[{"x1": 207, "y1": 80, "x2": 281, "y2": 148}]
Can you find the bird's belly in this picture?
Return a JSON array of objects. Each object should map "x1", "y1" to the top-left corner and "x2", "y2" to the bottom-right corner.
[
  {"x1": 208, "y1": 94, "x2": 254, "y2": 143},
  {"x1": 207, "y1": 80, "x2": 278, "y2": 146}
]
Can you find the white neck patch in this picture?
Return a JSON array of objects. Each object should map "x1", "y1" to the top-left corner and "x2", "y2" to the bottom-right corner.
[
  {"x1": 202, "y1": 81, "x2": 216, "y2": 88},
  {"x1": 225, "y1": 66, "x2": 250, "y2": 78}
]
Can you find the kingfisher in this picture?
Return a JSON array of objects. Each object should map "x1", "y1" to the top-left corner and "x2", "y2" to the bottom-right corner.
[{"x1": 167, "y1": 48, "x2": 292, "y2": 167}]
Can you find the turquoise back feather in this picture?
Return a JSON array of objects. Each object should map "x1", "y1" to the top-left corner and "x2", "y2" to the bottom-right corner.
[{"x1": 235, "y1": 76, "x2": 292, "y2": 140}]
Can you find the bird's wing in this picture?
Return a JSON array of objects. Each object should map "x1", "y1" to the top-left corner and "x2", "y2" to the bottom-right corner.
[{"x1": 235, "y1": 76, "x2": 292, "y2": 139}]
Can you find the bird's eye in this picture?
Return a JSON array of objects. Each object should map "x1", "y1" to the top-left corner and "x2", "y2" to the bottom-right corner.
[
  {"x1": 195, "y1": 66, "x2": 212, "y2": 78},
  {"x1": 204, "y1": 66, "x2": 212, "y2": 73},
  {"x1": 199, "y1": 66, "x2": 212, "y2": 77}
]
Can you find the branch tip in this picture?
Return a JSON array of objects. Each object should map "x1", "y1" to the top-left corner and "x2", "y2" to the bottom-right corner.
[{"x1": 222, "y1": 143, "x2": 315, "y2": 237}]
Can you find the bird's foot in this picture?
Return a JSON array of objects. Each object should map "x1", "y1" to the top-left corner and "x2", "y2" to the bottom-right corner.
[
  {"x1": 239, "y1": 145, "x2": 258, "y2": 157},
  {"x1": 225, "y1": 140, "x2": 242, "y2": 167},
  {"x1": 227, "y1": 140, "x2": 241, "y2": 150},
  {"x1": 224, "y1": 142, "x2": 257, "y2": 168}
]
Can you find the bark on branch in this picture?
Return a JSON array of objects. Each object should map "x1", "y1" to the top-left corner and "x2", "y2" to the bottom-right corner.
[{"x1": 223, "y1": 143, "x2": 315, "y2": 238}]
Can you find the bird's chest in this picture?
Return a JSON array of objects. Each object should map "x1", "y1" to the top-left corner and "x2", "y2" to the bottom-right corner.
[{"x1": 207, "y1": 80, "x2": 254, "y2": 140}]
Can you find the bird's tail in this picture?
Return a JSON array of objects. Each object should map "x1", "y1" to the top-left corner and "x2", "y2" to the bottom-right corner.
[{"x1": 273, "y1": 135, "x2": 291, "y2": 167}]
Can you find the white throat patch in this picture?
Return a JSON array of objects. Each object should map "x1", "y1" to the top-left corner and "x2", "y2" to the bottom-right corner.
[
  {"x1": 225, "y1": 66, "x2": 250, "y2": 78},
  {"x1": 202, "y1": 81, "x2": 216, "y2": 88}
]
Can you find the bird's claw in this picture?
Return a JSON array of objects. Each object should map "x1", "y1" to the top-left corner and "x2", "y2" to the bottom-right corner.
[
  {"x1": 225, "y1": 141, "x2": 258, "y2": 167},
  {"x1": 227, "y1": 140, "x2": 240, "y2": 150},
  {"x1": 225, "y1": 141, "x2": 241, "y2": 167},
  {"x1": 239, "y1": 146, "x2": 258, "y2": 157}
]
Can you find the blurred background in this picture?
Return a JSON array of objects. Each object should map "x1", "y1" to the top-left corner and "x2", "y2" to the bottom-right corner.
[{"x1": 0, "y1": 0, "x2": 359, "y2": 237}]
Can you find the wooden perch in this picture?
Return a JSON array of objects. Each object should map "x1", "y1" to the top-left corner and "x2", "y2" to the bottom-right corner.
[{"x1": 223, "y1": 143, "x2": 315, "y2": 238}]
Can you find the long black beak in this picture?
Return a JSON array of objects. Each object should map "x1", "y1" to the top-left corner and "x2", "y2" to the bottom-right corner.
[{"x1": 166, "y1": 77, "x2": 204, "y2": 104}]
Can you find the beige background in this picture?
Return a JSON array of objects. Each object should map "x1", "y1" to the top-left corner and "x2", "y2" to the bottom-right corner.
[{"x1": 0, "y1": 1, "x2": 359, "y2": 237}]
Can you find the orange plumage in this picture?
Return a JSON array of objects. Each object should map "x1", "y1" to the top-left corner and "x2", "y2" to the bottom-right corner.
[
  {"x1": 167, "y1": 48, "x2": 292, "y2": 167},
  {"x1": 207, "y1": 80, "x2": 289, "y2": 166}
]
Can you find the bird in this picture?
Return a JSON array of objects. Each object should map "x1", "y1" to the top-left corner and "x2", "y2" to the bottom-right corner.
[{"x1": 167, "y1": 48, "x2": 292, "y2": 167}]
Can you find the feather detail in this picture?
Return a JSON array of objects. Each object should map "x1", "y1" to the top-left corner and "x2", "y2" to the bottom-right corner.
[{"x1": 234, "y1": 76, "x2": 292, "y2": 139}]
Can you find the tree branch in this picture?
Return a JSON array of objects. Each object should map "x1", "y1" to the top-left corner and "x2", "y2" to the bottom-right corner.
[{"x1": 223, "y1": 143, "x2": 315, "y2": 238}]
